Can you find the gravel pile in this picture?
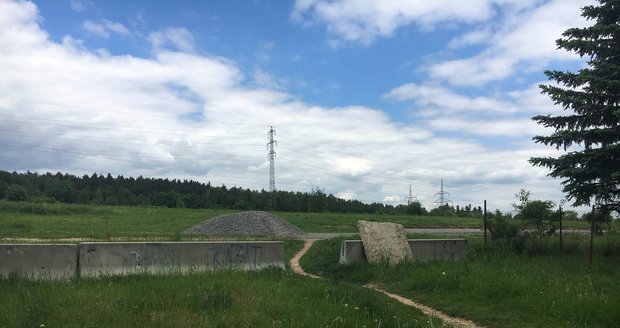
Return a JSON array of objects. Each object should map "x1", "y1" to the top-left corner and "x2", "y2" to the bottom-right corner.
[{"x1": 183, "y1": 211, "x2": 305, "y2": 237}]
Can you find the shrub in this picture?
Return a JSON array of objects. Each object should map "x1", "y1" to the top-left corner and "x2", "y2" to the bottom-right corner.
[
  {"x1": 233, "y1": 199, "x2": 250, "y2": 210},
  {"x1": 0, "y1": 180, "x2": 7, "y2": 198},
  {"x1": 5, "y1": 185, "x2": 28, "y2": 201},
  {"x1": 152, "y1": 190, "x2": 185, "y2": 208},
  {"x1": 487, "y1": 214, "x2": 525, "y2": 252},
  {"x1": 45, "y1": 179, "x2": 78, "y2": 203}
]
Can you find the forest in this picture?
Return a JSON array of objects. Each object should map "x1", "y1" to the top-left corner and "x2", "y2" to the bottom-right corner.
[{"x1": 0, "y1": 170, "x2": 485, "y2": 216}]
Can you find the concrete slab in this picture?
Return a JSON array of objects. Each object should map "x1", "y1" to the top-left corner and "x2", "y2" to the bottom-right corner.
[
  {"x1": 340, "y1": 239, "x2": 467, "y2": 264},
  {"x1": 0, "y1": 244, "x2": 77, "y2": 280},
  {"x1": 409, "y1": 239, "x2": 467, "y2": 262},
  {"x1": 357, "y1": 220, "x2": 412, "y2": 264},
  {"x1": 78, "y1": 241, "x2": 284, "y2": 277}
]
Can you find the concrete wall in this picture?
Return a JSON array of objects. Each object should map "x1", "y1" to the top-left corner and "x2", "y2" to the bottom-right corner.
[
  {"x1": 340, "y1": 239, "x2": 467, "y2": 264},
  {"x1": 0, "y1": 241, "x2": 285, "y2": 279},
  {"x1": 0, "y1": 244, "x2": 77, "y2": 280},
  {"x1": 409, "y1": 239, "x2": 467, "y2": 262},
  {"x1": 79, "y1": 241, "x2": 285, "y2": 277}
]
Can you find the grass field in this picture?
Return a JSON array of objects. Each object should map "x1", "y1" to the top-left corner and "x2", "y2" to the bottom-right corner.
[
  {"x1": 0, "y1": 239, "x2": 445, "y2": 328},
  {"x1": 0, "y1": 200, "x2": 593, "y2": 240},
  {"x1": 277, "y1": 212, "x2": 485, "y2": 232},
  {"x1": 301, "y1": 235, "x2": 620, "y2": 327},
  {"x1": 1, "y1": 200, "x2": 618, "y2": 327},
  {"x1": 0, "y1": 201, "x2": 236, "y2": 239}
]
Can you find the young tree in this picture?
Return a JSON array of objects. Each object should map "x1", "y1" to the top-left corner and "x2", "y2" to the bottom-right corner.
[{"x1": 530, "y1": 0, "x2": 620, "y2": 215}]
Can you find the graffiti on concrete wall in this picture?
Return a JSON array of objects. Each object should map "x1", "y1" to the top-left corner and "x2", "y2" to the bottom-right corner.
[
  {"x1": 209, "y1": 244, "x2": 263, "y2": 269},
  {"x1": 123, "y1": 243, "x2": 265, "y2": 271}
]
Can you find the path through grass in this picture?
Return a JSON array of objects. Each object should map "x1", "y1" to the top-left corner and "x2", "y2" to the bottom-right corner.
[
  {"x1": 0, "y1": 239, "x2": 443, "y2": 328},
  {"x1": 300, "y1": 235, "x2": 620, "y2": 327}
]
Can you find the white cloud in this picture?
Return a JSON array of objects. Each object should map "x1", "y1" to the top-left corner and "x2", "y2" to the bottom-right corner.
[
  {"x1": 0, "y1": 1, "x2": 576, "y2": 212},
  {"x1": 448, "y1": 28, "x2": 492, "y2": 48},
  {"x1": 384, "y1": 82, "x2": 560, "y2": 138},
  {"x1": 293, "y1": 0, "x2": 592, "y2": 87},
  {"x1": 427, "y1": 116, "x2": 545, "y2": 137},
  {"x1": 252, "y1": 67, "x2": 286, "y2": 90},
  {"x1": 103, "y1": 20, "x2": 130, "y2": 35},
  {"x1": 147, "y1": 27, "x2": 195, "y2": 52},
  {"x1": 82, "y1": 20, "x2": 108, "y2": 38},
  {"x1": 383, "y1": 83, "x2": 515, "y2": 115},
  {"x1": 330, "y1": 157, "x2": 373, "y2": 177},
  {"x1": 337, "y1": 192, "x2": 355, "y2": 201},
  {"x1": 383, "y1": 194, "x2": 402, "y2": 203},
  {"x1": 428, "y1": 0, "x2": 594, "y2": 86},
  {"x1": 82, "y1": 19, "x2": 131, "y2": 39},
  {"x1": 292, "y1": 0, "x2": 496, "y2": 44},
  {"x1": 70, "y1": 0, "x2": 89, "y2": 12}
]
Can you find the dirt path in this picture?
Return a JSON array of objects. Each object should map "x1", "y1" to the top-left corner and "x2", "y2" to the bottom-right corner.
[
  {"x1": 289, "y1": 239, "x2": 320, "y2": 279},
  {"x1": 289, "y1": 239, "x2": 483, "y2": 328},
  {"x1": 367, "y1": 285, "x2": 482, "y2": 328}
]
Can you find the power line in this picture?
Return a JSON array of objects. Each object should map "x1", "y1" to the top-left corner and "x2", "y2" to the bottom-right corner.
[
  {"x1": 0, "y1": 114, "x2": 265, "y2": 137},
  {"x1": 0, "y1": 97, "x2": 273, "y2": 127},
  {"x1": 0, "y1": 131, "x2": 265, "y2": 152}
]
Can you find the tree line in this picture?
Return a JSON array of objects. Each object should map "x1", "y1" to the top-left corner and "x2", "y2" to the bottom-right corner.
[{"x1": 0, "y1": 170, "x2": 489, "y2": 216}]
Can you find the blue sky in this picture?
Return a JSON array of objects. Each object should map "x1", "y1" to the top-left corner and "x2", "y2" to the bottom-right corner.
[
  {"x1": 0, "y1": 0, "x2": 594, "y2": 212},
  {"x1": 36, "y1": 0, "x2": 455, "y2": 117}
]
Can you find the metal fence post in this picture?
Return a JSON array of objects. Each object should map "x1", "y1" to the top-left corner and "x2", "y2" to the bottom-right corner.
[{"x1": 483, "y1": 200, "x2": 487, "y2": 244}]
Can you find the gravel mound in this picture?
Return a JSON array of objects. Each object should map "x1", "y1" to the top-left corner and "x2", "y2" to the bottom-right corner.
[{"x1": 183, "y1": 211, "x2": 305, "y2": 237}]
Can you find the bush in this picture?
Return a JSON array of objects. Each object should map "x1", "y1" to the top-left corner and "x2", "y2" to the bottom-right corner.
[
  {"x1": 0, "y1": 180, "x2": 7, "y2": 199},
  {"x1": 183, "y1": 193, "x2": 203, "y2": 209},
  {"x1": 233, "y1": 199, "x2": 250, "y2": 210},
  {"x1": 487, "y1": 215, "x2": 524, "y2": 252},
  {"x1": 152, "y1": 190, "x2": 185, "y2": 208},
  {"x1": 430, "y1": 204, "x2": 456, "y2": 216},
  {"x1": 45, "y1": 180, "x2": 77, "y2": 203},
  {"x1": 5, "y1": 185, "x2": 28, "y2": 201}
]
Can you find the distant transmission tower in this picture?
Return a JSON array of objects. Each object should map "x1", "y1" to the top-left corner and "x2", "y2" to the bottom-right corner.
[
  {"x1": 266, "y1": 126, "x2": 277, "y2": 194},
  {"x1": 432, "y1": 179, "x2": 453, "y2": 207},
  {"x1": 405, "y1": 184, "x2": 417, "y2": 205}
]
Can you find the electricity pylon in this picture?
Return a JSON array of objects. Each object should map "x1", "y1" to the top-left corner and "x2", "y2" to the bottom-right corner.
[{"x1": 432, "y1": 179, "x2": 453, "y2": 207}]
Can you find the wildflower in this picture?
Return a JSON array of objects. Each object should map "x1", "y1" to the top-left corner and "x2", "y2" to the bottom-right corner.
[
  {"x1": 40, "y1": 325, "x2": 45, "y2": 328},
  {"x1": 354, "y1": 306, "x2": 359, "y2": 310},
  {"x1": 442, "y1": 271, "x2": 446, "y2": 275},
  {"x1": 344, "y1": 303, "x2": 349, "y2": 307}
]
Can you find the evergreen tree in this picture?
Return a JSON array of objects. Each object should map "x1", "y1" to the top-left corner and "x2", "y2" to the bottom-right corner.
[{"x1": 531, "y1": 0, "x2": 620, "y2": 214}]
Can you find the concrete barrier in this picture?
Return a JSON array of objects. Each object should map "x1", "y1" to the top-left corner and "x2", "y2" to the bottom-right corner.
[
  {"x1": 340, "y1": 239, "x2": 467, "y2": 264},
  {"x1": 79, "y1": 241, "x2": 285, "y2": 277},
  {"x1": 0, "y1": 244, "x2": 78, "y2": 280}
]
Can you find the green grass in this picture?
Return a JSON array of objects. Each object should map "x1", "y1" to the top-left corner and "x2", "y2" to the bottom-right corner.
[
  {"x1": 1, "y1": 200, "x2": 617, "y2": 327},
  {"x1": 0, "y1": 200, "x2": 596, "y2": 240},
  {"x1": 0, "y1": 201, "x2": 486, "y2": 240},
  {"x1": 0, "y1": 240, "x2": 442, "y2": 328},
  {"x1": 301, "y1": 235, "x2": 620, "y2": 327},
  {"x1": 277, "y1": 212, "x2": 484, "y2": 232},
  {"x1": 0, "y1": 200, "x2": 236, "y2": 239},
  {"x1": 0, "y1": 269, "x2": 450, "y2": 328},
  {"x1": 277, "y1": 211, "x2": 593, "y2": 232}
]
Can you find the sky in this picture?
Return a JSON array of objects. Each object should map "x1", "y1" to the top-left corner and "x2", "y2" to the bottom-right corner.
[{"x1": 0, "y1": 0, "x2": 595, "y2": 212}]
